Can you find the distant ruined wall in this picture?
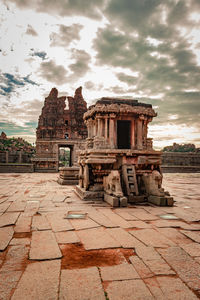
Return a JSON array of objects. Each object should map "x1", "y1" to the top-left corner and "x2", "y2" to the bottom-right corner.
[
  {"x1": 33, "y1": 86, "x2": 88, "y2": 172},
  {"x1": 162, "y1": 152, "x2": 200, "y2": 166},
  {"x1": 0, "y1": 151, "x2": 33, "y2": 163}
]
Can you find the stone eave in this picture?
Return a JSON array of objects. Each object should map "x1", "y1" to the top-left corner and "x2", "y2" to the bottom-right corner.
[{"x1": 83, "y1": 103, "x2": 157, "y2": 120}]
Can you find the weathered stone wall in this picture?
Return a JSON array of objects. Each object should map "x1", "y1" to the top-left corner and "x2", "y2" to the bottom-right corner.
[
  {"x1": 161, "y1": 152, "x2": 200, "y2": 172},
  {"x1": 33, "y1": 87, "x2": 87, "y2": 172},
  {"x1": 0, "y1": 163, "x2": 34, "y2": 173},
  {"x1": 0, "y1": 151, "x2": 33, "y2": 164},
  {"x1": 162, "y1": 152, "x2": 200, "y2": 166}
]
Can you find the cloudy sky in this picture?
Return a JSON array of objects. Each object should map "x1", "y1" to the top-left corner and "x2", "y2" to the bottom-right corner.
[{"x1": 0, "y1": 0, "x2": 200, "y2": 149}]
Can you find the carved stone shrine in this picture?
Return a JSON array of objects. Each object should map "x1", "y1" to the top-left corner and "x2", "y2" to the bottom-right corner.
[
  {"x1": 32, "y1": 87, "x2": 87, "y2": 172},
  {"x1": 76, "y1": 97, "x2": 174, "y2": 206}
]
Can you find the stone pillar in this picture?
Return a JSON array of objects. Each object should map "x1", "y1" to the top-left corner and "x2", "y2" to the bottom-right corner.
[
  {"x1": 131, "y1": 120, "x2": 135, "y2": 149},
  {"x1": 109, "y1": 114, "x2": 115, "y2": 148},
  {"x1": 99, "y1": 118, "x2": 104, "y2": 137},
  {"x1": 19, "y1": 150, "x2": 22, "y2": 163},
  {"x1": 137, "y1": 117, "x2": 143, "y2": 150},
  {"x1": 97, "y1": 117, "x2": 101, "y2": 137},
  {"x1": 143, "y1": 118, "x2": 148, "y2": 149},
  {"x1": 87, "y1": 120, "x2": 93, "y2": 138},
  {"x1": 105, "y1": 116, "x2": 108, "y2": 140},
  {"x1": 6, "y1": 151, "x2": 8, "y2": 163}
]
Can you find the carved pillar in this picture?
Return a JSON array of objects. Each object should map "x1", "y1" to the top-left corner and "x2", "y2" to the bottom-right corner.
[
  {"x1": 143, "y1": 118, "x2": 148, "y2": 149},
  {"x1": 105, "y1": 116, "x2": 108, "y2": 140},
  {"x1": 137, "y1": 116, "x2": 143, "y2": 150},
  {"x1": 87, "y1": 119, "x2": 93, "y2": 138},
  {"x1": 109, "y1": 114, "x2": 115, "y2": 148},
  {"x1": 100, "y1": 118, "x2": 104, "y2": 137},
  {"x1": 97, "y1": 116, "x2": 101, "y2": 137},
  {"x1": 131, "y1": 119, "x2": 135, "y2": 149}
]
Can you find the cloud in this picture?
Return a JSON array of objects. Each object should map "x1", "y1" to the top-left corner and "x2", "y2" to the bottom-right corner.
[
  {"x1": 116, "y1": 72, "x2": 138, "y2": 85},
  {"x1": 50, "y1": 24, "x2": 83, "y2": 47},
  {"x1": 0, "y1": 73, "x2": 37, "y2": 96},
  {"x1": 31, "y1": 50, "x2": 47, "y2": 60},
  {"x1": 69, "y1": 49, "x2": 91, "y2": 78},
  {"x1": 84, "y1": 81, "x2": 95, "y2": 89},
  {"x1": 26, "y1": 24, "x2": 38, "y2": 36},
  {"x1": 8, "y1": 0, "x2": 105, "y2": 19},
  {"x1": 39, "y1": 60, "x2": 68, "y2": 84}
]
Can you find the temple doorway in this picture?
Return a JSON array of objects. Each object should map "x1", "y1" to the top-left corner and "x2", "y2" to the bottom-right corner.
[
  {"x1": 117, "y1": 120, "x2": 131, "y2": 149},
  {"x1": 58, "y1": 146, "x2": 72, "y2": 167}
]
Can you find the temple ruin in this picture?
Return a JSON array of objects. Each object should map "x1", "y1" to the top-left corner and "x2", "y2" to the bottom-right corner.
[
  {"x1": 76, "y1": 97, "x2": 174, "y2": 207},
  {"x1": 32, "y1": 87, "x2": 87, "y2": 172}
]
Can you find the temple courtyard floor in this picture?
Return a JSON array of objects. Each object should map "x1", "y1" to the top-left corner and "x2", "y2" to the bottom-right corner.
[{"x1": 0, "y1": 172, "x2": 200, "y2": 300}]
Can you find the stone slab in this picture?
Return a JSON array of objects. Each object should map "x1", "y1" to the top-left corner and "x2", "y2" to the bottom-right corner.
[
  {"x1": 10, "y1": 238, "x2": 30, "y2": 246},
  {"x1": 7, "y1": 201, "x2": 26, "y2": 212},
  {"x1": 128, "y1": 220, "x2": 152, "y2": 229},
  {"x1": 100, "y1": 263, "x2": 140, "y2": 281},
  {"x1": 77, "y1": 227, "x2": 121, "y2": 250},
  {"x1": 158, "y1": 246, "x2": 200, "y2": 291},
  {"x1": 0, "y1": 226, "x2": 14, "y2": 251},
  {"x1": 156, "y1": 227, "x2": 193, "y2": 245},
  {"x1": 129, "y1": 209, "x2": 158, "y2": 221},
  {"x1": 69, "y1": 217, "x2": 100, "y2": 230},
  {"x1": 195, "y1": 257, "x2": 200, "y2": 264},
  {"x1": 151, "y1": 219, "x2": 199, "y2": 230},
  {"x1": 106, "y1": 279, "x2": 154, "y2": 300},
  {"x1": 89, "y1": 210, "x2": 118, "y2": 228},
  {"x1": 2, "y1": 245, "x2": 29, "y2": 272},
  {"x1": 114, "y1": 209, "x2": 139, "y2": 220},
  {"x1": 0, "y1": 212, "x2": 20, "y2": 227},
  {"x1": 156, "y1": 276, "x2": 198, "y2": 299},
  {"x1": 0, "y1": 202, "x2": 11, "y2": 213},
  {"x1": 47, "y1": 212, "x2": 74, "y2": 232},
  {"x1": 100, "y1": 209, "x2": 134, "y2": 228},
  {"x1": 135, "y1": 246, "x2": 175, "y2": 275},
  {"x1": 14, "y1": 213, "x2": 31, "y2": 233},
  {"x1": 144, "y1": 277, "x2": 165, "y2": 300},
  {"x1": 32, "y1": 214, "x2": 51, "y2": 230},
  {"x1": 180, "y1": 243, "x2": 200, "y2": 257},
  {"x1": 106, "y1": 227, "x2": 144, "y2": 248},
  {"x1": 12, "y1": 260, "x2": 61, "y2": 300},
  {"x1": 129, "y1": 255, "x2": 153, "y2": 279},
  {"x1": 180, "y1": 230, "x2": 200, "y2": 243},
  {"x1": 55, "y1": 231, "x2": 80, "y2": 244},
  {"x1": 0, "y1": 271, "x2": 22, "y2": 300},
  {"x1": 129, "y1": 228, "x2": 175, "y2": 247},
  {"x1": 24, "y1": 201, "x2": 39, "y2": 216},
  {"x1": 59, "y1": 267, "x2": 105, "y2": 300},
  {"x1": 29, "y1": 230, "x2": 62, "y2": 260}
]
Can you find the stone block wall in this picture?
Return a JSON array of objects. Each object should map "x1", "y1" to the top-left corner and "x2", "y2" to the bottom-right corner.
[
  {"x1": 161, "y1": 152, "x2": 200, "y2": 166},
  {"x1": 0, "y1": 151, "x2": 33, "y2": 164}
]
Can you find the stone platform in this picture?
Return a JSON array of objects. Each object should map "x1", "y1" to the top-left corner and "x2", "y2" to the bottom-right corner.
[{"x1": 0, "y1": 173, "x2": 200, "y2": 299}]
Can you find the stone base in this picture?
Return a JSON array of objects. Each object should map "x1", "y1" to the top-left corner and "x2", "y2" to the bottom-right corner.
[
  {"x1": 58, "y1": 166, "x2": 79, "y2": 186},
  {"x1": 128, "y1": 195, "x2": 146, "y2": 203},
  {"x1": 104, "y1": 194, "x2": 119, "y2": 207},
  {"x1": 57, "y1": 178, "x2": 78, "y2": 185},
  {"x1": 75, "y1": 186, "x2": 104, "y2": 201},
  {"x1": 148, "y1": 195, "x2": 174, "y2": 206}
]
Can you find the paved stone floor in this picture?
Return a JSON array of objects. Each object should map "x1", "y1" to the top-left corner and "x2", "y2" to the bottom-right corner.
[{"x1": 0, "y1": 172, "x2": 200, "y2": 300}]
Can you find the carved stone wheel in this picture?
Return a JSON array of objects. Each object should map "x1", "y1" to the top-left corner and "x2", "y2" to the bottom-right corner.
[{"x1": 83, "y1": 164, "x2": 89, "y2": 190}]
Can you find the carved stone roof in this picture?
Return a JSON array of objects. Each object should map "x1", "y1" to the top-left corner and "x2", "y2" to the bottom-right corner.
[{"x1": 84, "y1": 98, "x2": 156, "y2": 120}]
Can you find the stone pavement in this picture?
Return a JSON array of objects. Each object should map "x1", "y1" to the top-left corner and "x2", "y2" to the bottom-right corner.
[{"x1": 0, "y1": 173, "x2": 200, "y2": 300}]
